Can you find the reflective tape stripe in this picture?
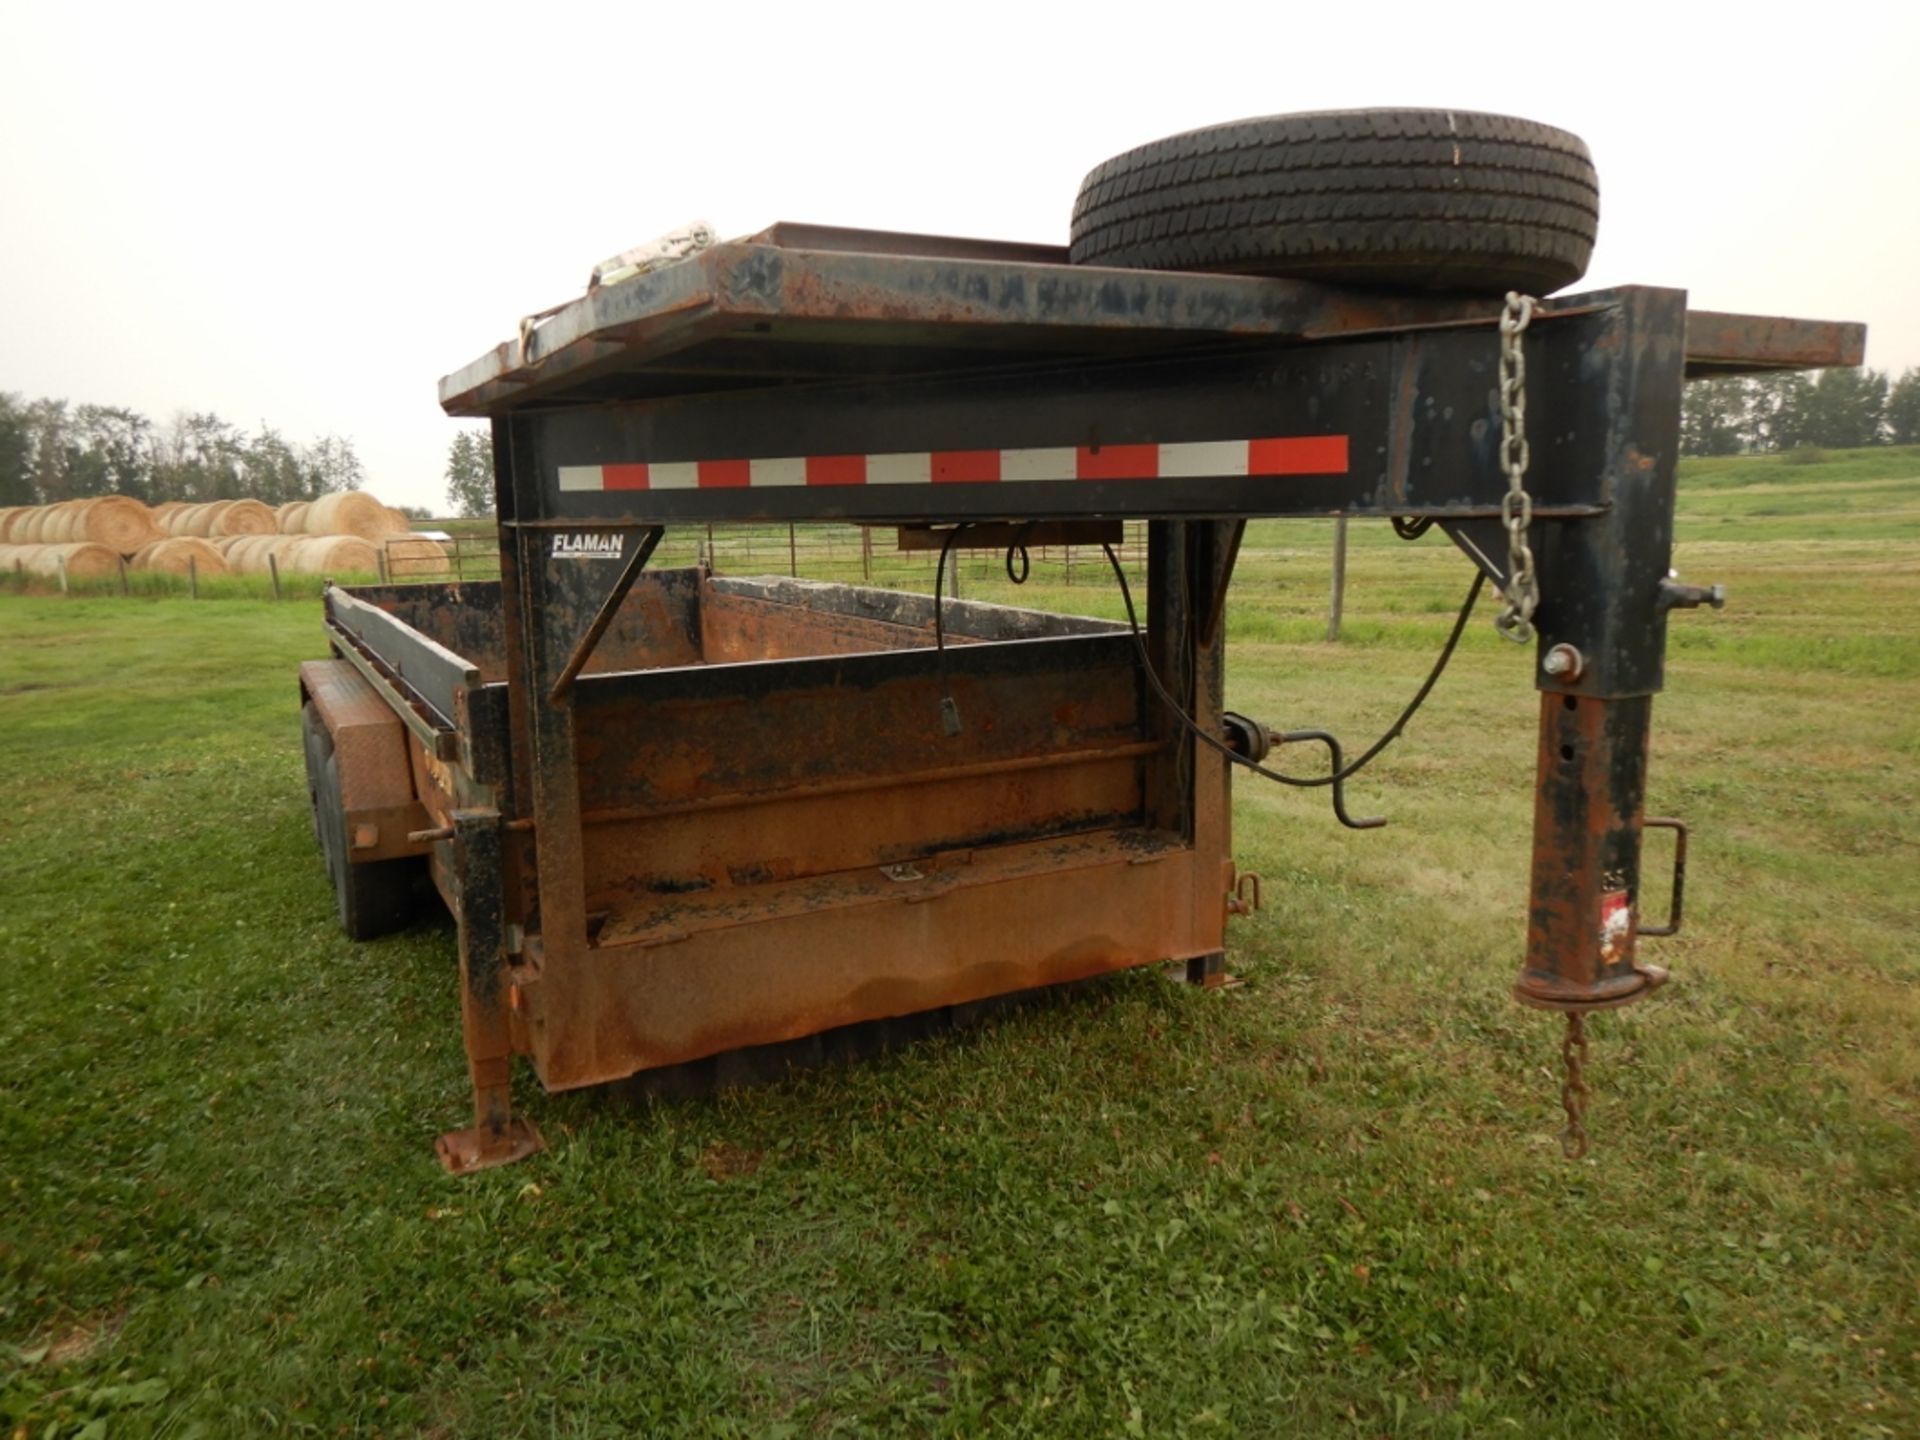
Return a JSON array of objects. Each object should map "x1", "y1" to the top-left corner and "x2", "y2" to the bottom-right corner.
[{"x1": 555, "y1": 436, "x2": 1348, "y2": 491}]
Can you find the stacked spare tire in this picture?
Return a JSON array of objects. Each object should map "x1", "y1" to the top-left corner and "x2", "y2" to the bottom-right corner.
[{"x1": 1068, "y1": 108, "x2": 1599, "y2": 295}]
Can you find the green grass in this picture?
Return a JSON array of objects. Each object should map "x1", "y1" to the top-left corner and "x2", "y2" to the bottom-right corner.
[{"x1": 2, "y1": 451, "x2": 1918, "y2": 1437}]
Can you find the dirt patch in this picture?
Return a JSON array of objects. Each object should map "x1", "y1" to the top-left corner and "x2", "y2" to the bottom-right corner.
[
  {"x1": 36, "y1": 1310, "x2": 126, "y2": 1367},
  {"x1": 698, "y1": 1140, "x2": 764, "y2": 1181}
]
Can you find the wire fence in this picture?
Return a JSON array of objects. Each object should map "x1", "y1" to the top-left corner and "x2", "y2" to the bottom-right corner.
[
  {"x1": 3, "y1": 518, "x2": 1474, "y2": 651},
  {"x1": 382, "y1": 523, "x2": 1152, "y2": 597}
]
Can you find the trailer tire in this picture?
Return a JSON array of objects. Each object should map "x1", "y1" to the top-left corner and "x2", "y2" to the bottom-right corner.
[
  {"x1": 1069, "y1": 109, "x2": 1598, "y2": 295},
  {"x1": 302, "y1": 702, "x2": 416, "y2": 941}
]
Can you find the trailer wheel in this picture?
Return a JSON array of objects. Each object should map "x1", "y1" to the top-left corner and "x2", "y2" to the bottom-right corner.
[
  {"x1": 1069, "y1": 109, "x2": 1598, "y2": 295},
  {"x1": 301, "y1": 701, "x2": 416, "y2": 941}
]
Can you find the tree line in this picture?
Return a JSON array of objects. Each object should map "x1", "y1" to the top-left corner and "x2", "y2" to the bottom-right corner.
[
  {"x1": 0, "y1": 392, "x2": 368, "y2": 509},
  {"x1": 1683, "y1": 367, "x2": 1920, "y2": 457}
]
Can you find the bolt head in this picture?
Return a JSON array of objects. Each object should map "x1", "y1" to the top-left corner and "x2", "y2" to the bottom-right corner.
[{"x1": 1543, "y1": 643, "x2": 1584, "y2": 680}]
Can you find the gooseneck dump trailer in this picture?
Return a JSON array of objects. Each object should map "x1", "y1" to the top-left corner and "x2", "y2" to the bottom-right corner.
[{"x1": 299, "y1": 114, "x2": 1863, "y2": 1172}]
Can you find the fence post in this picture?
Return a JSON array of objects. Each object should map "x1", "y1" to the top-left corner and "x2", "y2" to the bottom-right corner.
[
  {"x1": 377, "y1": 547, "x2": 389, "y2": 584},
  {"x1": 268, "y1": 552, "x2": 282, "y2": 601},
  {"x1": 117, "y1": 554, "x2": 129, "y2": 596},
  {"x1": 189, "y1": 556, "x2": 199, "y2": 600},
  {"x1": 1327, "y1": 513, "x2": 1349, "y2": 642},
  {"x1": 58, "y1": 554, "x2": 70, "y2": 596},
  {"x1": 788, "y1": 523, "x2": 798, "y2": 577},
  {"x1": 861, "y1": 526, "x2": 873, "y2": 582}
]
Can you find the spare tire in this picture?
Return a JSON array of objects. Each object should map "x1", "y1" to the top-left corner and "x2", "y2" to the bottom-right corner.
[{"x1": 1069, "y1": 109, "x2": 1598, "y2": 295}]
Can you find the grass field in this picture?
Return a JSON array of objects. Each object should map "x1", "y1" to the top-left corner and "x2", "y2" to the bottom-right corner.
[{"x1": 2, "y1": 448, "x2": 1917, "y2": 1437}]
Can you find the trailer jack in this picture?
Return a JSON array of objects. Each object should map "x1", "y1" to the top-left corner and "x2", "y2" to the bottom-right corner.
[{"x1": 1509, "y1": 692, "x2": 1692, "y2": 1154}]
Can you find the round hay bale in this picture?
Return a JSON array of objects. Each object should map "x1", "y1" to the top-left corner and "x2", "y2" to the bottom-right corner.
[
  {"x1": 176, "y1": 501, "x2": 239, "y2": 537},
  {"x1": 53, "y1": 495, "x2": 161, "y2": 554},
  {"x1": 18, "y1": 541, "x2": 122, "y2": 581},
  {"x1": 151, "y1": 501, "x2": 184, "y2": 521},
  {"x1": 305, "y1": 491, "x2": 407, "y2": 540},
  {"x1": 211, "y1": 498, "x2": 276, "y2": 536},
  {"x1": 12, "y1": 509, "x2": 43, "y2": 543},
  {"x1": 225, "y1": 535, "x2": 278, "y2": 573},
  {"x1": 34, "y1": 502, "x2": 79, "y2": 543},
  {"x1": 225, "y1": 534, "x2": 304, "y2": 574},
  {"x1": 134, "y1": 536, "x2": 229, "y2": 576},
  {"x1": 167, "y1": 502, "x2": 212, "y2": 537},
  {"x1": 52, "y1": 499, "x2": 88, "y2": 545},
  {"x1": 220, "y1": 534, "x2": 267, "y2": 572},
  {"x1": 279, "y1": 500, "x2": 312, "y2": 533},
  {"x1": 282, "y1": 534, "x2": 380, "y2": 575},
  {"x1": 0, "y1": 508, "x2": 18, "y2": 542},
  {"x1": 381, "y1": 535, "x2": 448, "y2": 579}
]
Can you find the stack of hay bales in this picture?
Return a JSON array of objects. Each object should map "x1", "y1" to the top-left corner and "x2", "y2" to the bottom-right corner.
[
  {"x1": 1, "y1": 489, "x2": 442, "y2": 586},
  {"x1": 0, "y1": 497, "x2": 163, "y2": 582},
  {"x1": 283, "y1": 534, "x2": 382, "y2": 575},
  {"x1": 269, "y1": 491, "x2": 448, "y2": 579},
  {"x1": 1, "y1": 496, "x2": 161, "y2": 552},
  {"x1": 217, "y1": 531, "x2": 381, "y2": 577},
  {"x1": 130, "y1": 536, "x2": 231, "y2": 576},
  {"x1": 0, "y1": 541, "x2": 124, "y2": 581},
  {"x1": 159, "y1": 499, "x2": 278, "y2": 538}
]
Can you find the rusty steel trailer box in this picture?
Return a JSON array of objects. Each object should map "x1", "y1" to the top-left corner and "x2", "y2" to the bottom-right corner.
[
  {"x1": 301, "y1": 218, "x2": 1862, "y2": 1173},
  {"x1": 304, "y1": 562, "x2": 1237, "y2": 1172}
]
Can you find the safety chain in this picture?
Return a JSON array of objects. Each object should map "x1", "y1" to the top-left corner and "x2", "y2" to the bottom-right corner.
[
  {"x1": 1559, "y1": 1012, "x2": 1591, "y2": 1159},
  {"x1": 1494, "y1": 292, "x2": 1540, "y2": 643}
]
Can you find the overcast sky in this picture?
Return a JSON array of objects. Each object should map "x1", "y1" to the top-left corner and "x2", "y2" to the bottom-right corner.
[{"x1": 3, "y1": 1, "x2": 1915, "y2": 511}]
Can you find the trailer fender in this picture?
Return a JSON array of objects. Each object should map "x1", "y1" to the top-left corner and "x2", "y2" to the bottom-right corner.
[{"x1": 299, "y1": 658, "x2": 431, "y2": 862}]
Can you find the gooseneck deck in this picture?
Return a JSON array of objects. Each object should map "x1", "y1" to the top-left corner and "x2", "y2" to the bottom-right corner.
[{"x1": 305, "y1": 221, "x2": 1862, "y2": 1170}]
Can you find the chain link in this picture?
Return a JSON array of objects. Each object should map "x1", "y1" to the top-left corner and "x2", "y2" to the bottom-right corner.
[
  {"x1": 1494, "y1": 292, "x2": 1539, "y2": 643},
  {"x1": 1559, "y1": 1011, "x2": 1591, "y2": 1159}
]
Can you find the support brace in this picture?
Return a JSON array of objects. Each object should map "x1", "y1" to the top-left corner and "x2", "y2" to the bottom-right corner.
[{"x1": 436, "y1": 808, "x2": 545, "y2": 1173}]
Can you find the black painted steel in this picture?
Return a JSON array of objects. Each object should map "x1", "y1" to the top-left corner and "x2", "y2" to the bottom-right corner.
[{"x1": 501, "y1": 298, "x2": 1662, "y2": 527}]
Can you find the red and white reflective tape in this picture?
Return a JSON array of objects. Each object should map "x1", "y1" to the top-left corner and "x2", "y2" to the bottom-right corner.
[{"x1": 556, "y1": 435, "x2": 1348, "y2": 493}]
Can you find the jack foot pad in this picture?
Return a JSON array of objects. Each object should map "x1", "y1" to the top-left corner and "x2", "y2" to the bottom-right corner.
[
  {"x1": 1182, "y1": 952, "x2": 1230, "y2": 989},
  {"x1": 436, "y1": 1116, "x2": 545, "y2": 1175}
]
